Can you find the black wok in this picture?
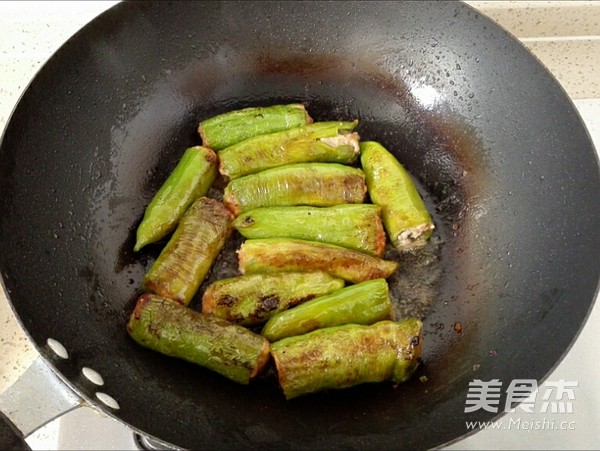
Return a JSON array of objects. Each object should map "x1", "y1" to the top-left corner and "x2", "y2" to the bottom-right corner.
[{"x1": 1, "y1": 1, "x2": 599, "y2": 449}]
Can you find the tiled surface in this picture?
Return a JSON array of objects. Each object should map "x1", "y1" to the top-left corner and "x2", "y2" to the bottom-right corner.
[
  {"x1": 467, "y1": 0, "x2": 600, "y2": 99},
  {"x1": 1, "y1": 1, "x2": 599, "y2": 450},
  {"x1": 467, "y1": 1, "x2": 600, "y2": 38},
  {"x1": 520, "y1": 38, "x2": 600, "y2": 99}
]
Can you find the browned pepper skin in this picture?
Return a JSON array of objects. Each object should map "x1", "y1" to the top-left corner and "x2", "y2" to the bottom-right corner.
[
  {"x1": 143, "y1": 197, "x2": 232, "y2": 306},
  {"x1": 238, "y1": 238, "x2": 398, "y2": 284},
  {"x1": 233, "y1": 205, "x2": 386, "y2": 257},
  {"x1": 198, "y1": 104, "x2": 312, "y2": 151},
  {"x1": 218, "y1": 121, "x2": 359, "y2": 179},
  {"x1": 270, "y1": 318, "x2": 423, "y2": 399},
  {"x1": 127, "y1": 293, "x2": 270, "y2": 384},
  {"x1": 361, "y1": 141, "x2": 434, "y2": 250},
  {"x1": 223, "y1": 163, "x2": 367, "y2": 216},
  {"x1": 202, "y1": 272, "x2": 345, "y2": 326}
]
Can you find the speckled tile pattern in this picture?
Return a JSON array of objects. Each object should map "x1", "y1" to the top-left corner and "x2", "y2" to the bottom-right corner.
[
  {"x1": 467, "y1": 0, "x2": 600, "y2": 99},
  {"x1": 521, "y1": 38, "x2": 600, "y2": 99},
  {"x1": 467, "y1": 1, "x2": 600, "y2": 38},
  {"x1": 0, "y1": 1, "x2": 119, "y2": 132},
  {"x1": 0, "y1": 295, "x2": 37, "y2": 396}
]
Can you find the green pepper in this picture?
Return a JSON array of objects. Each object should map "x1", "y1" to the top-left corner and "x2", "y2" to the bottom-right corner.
[
  {"x1": 360, "y1": 141, "x2": 434, "y2": 250},
  {"x1": 261, "y1": 278, "x2": 392, "y2": 342},
  {"x1": 223, "y1": 163, "x2": 367, "y2": 216},
  {"x1": 127, "y1": 293, "x2": 270, "y2": 384},
  {"x1": 198, "y1": 104, "x2": 312, "y2": 151},
  {"x1": 134, "y1": 146, "x2": 218, "y2": 252},
  {"x1": 202, "y1": 271, "x2": 345, "y2": 326},
  {"x1": 219, "y1": 121, "x2": 359, "y2": 179},
  {"x1": 238, "y1": 238, "x2": 398, "y2": 284},
  {"x1": 233, "y1": 204, "x2": 386, "y2": 257},
  {"x1": 143, "y1": 197, "x2": 231, "y2": 306},
  {"x1": 270, "y1": 318, "x2": 423, "y2": 399}
]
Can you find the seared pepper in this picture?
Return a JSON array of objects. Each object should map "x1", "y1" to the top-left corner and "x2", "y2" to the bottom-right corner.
[
  {"x1": 270, "y1": 318, "x2": 423, "y2": 399},
  {"x1": 143, "y1": 197, "x2": 231, "y2": 306},
  {"x1": 219, "y1": 121, "x2": 359, "y2": 179},
  {"x1": 127, "y1": 293, "x2": 270, "y2": 384},
  {"x1": 134, "y1": 146, "x2": 218, "y2": 252},
  {"x1": 202, "y1": 272, "x2": 345, "y2": 326},
  {"x1": 198, "y1": 104, "x2": 312, "y2": 151},
  {"x1": 233, "y1": 204, "x2": 386, "y2": 257},
  {"x1": 261, "y1": 278, "x2": 392, "y2": 342},
  {"x1": 360, "y1": 141, "x2": 434, "y2": 250},
  {"x1": 238, "y1": 238, "x2": 398, "y2": 284},
  {"x1": 223, "y1": 163, "x2": 367, "y2": 216}
]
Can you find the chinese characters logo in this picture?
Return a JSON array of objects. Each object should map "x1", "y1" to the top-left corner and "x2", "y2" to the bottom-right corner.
[{"x1": 465, "y1": 379, "x2": 577, "y2": 414}]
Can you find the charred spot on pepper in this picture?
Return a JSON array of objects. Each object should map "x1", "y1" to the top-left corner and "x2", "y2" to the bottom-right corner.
[
  {"x1": 204, "y1": 150, "x2": 218, "y2": 164},
  {"x1": 242, "y1": 215, "x2": 255, "y2": 226},
  {"x1": 258, "y1": 294, "x2": 280, "y2": 312},
  {"x1": 410, "y1": 335, "x2": 420, "y2": 348},
  {"x1": 216, "y1": 294, "x2": 238, "y2": 307}
]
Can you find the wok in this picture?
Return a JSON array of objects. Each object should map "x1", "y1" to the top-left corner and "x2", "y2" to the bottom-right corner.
[{"x1": 1, "y1": 1, "x2": 599, "y2": 449}]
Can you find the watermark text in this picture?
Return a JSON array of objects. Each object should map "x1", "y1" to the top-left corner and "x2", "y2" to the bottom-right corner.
[{"x1": 465, "y1": 418, "x2": 576, "y2": 431}]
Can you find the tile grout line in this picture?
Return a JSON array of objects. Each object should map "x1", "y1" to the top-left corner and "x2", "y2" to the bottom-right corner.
[{"x1": 520, "y1": 35, "x2": 600, "y2": 43}]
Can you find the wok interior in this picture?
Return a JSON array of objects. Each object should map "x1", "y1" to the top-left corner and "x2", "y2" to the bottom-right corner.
[{"x1": 0, "y1": 2, "x2": 599, "y2": 449}]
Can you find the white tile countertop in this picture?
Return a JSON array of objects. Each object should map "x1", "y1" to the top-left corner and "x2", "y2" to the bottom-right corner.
[{"x1": 1, "y1": 1, "x2": 599, "y2": 450}]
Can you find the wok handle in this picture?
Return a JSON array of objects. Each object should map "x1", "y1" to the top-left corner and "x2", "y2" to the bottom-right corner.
[
  {"x1": 0, "y1": 356, "x2": 82, "y2": 439},
  {"x1": 0, "y1": 355, "x2": 183, "y2": 450}
]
